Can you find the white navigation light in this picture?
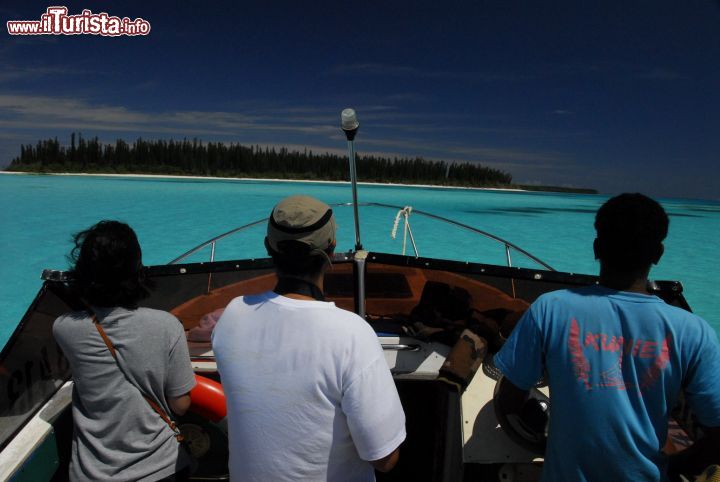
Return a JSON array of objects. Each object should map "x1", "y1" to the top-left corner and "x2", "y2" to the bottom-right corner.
[
  {"x1": 341, "y1": 108, "x2": 359, "y2": 131},
  {"x1": 341, "y1": 108, "x2": 361, "y2": 250}
]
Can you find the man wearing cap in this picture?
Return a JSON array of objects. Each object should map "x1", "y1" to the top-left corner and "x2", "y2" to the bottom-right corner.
[{"x1": 212, "y1": 195, "x2": 406, "y2": 482}]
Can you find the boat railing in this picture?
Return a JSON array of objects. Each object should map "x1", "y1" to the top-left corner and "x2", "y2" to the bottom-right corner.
[
  {"x1": 168, "y1": 202, "x2": 555, "y2": 271},
  {"x1": 168, "y1": 219, "x2": 266, "y2": 265}
]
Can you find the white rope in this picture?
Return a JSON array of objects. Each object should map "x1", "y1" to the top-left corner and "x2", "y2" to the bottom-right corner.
[
  {"x1": 391, "y1": 206, "x2": 414, "y2": 256},
  {"x1": 402, "y1": 220, "x2": 408, "y2": 255},
  {"x1": 391, "y1": 209, "x2": 403, "y2": 240}
]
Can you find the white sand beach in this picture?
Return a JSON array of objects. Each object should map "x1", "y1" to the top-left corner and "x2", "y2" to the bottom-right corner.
[{"x1": 0, "y1": 171, "x2": 527, "y2": 193}]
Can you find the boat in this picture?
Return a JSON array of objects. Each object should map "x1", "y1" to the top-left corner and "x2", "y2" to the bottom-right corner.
[{"x1": 0, "y1": 110, "x2": 700, "y2": 481}]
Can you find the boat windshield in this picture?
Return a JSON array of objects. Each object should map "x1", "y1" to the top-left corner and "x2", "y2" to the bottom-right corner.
[{"x1": 0, "y1": 282, "x2": 75, "y2": 451}]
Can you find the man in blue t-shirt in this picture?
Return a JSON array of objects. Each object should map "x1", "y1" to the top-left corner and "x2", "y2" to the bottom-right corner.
[{"x1": 494, "y1": 193, "x2": 720, "y2": 481}]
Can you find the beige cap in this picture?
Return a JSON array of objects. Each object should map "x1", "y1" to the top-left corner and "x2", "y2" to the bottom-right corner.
[{"x1": 266, "y1": 195, "x2": 336, "y2": 259}]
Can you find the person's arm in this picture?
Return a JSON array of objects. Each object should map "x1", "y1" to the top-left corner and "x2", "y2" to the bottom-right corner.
[
  {"x1": 168, "y1": 392, "x2": 192, "y2": 416},
  {"x1": 370, "y1": 447, "x2": 400, "y2": 472},
  {"x1": 668, "y1": 426, "x2": 720, "y2": 476},
  {"x1": 492, "y1": 306, "x2": 545, "y2": 392},
  {"x1": 165, "y1": 318, "x2": 197, "y2": 416},
  {"x1": 495, "y1": 376, "x2": 531, "y2": 415},
  {"x1": 342, "y1": 353, "x2": 406, "y2": 472},
  {"x1": 668, "y1": 322, "x2": 720, "y2": 477}
]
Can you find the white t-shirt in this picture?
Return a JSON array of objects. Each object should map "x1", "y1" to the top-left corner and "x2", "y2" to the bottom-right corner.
[{"x1": 212, "y1": 291, "x2": 406, "y2": 482}]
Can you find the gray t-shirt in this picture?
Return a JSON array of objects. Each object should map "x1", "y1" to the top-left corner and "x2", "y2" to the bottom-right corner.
[{"x1": 53, "y1": 306, "x2": 197, "y2": 481}]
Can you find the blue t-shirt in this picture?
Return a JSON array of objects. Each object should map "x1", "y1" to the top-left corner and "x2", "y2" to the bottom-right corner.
[{"x1": 494, "y1": 285, "x2": 720, "y2": 482}]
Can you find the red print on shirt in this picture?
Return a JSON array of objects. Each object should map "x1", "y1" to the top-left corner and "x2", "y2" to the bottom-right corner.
[
  {"x1": 567, "y1": 318, "x2": 672, "y2": 392},
  {"x1": 569, "y1": 318, "x2": 591, "y2": 390}
]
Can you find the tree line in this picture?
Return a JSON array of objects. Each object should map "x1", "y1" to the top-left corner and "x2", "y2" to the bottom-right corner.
[{"x1": 6, "y1": 133, "x2": 514, "y2": 187}]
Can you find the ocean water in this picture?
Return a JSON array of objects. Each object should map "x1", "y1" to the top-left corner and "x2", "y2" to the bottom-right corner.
[{"x1": 1, "y1": 173, "x2": 718, "y2": 349}]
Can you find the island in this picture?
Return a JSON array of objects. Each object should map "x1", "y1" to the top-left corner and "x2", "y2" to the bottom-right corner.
[{"x1": 4, "y1": 134, "x2": 597, "y2": 194}]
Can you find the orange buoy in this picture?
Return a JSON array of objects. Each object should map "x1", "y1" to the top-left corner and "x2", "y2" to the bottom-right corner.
[{"x1": 189, "y1": 375, "x2": 227, "y2": 423}]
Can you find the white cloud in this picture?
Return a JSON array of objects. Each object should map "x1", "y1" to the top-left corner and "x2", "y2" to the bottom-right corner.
[
  {"x1": 0, "y1": 94, "x2": 338, "y2": 136},
  {"x1": 0, "y1": 65, "x2": 75, "y2": 83},
  {"x1": 0, "y1": 93, "x2": 575, "y2": 178}
]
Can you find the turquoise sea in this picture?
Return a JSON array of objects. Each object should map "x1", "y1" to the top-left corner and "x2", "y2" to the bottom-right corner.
[{"x1": 1, "y1": 173, "x2": 718, "y2": 349}]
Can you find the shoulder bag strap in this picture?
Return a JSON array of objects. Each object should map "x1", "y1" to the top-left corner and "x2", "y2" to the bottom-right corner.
[{"x1": 90, "y1": 311, "x2": 184, "y2": 442}]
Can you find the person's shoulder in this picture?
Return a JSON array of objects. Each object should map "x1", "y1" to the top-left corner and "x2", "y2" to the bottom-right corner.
[
  {"x1": 326, "y1": 306, "x2": 380, "y2": 346},
  {"x1": 54, "y1": 309, "x2": 88, "y2": 323},
  {"x1": 537, "y1": 285, "x2": 616, "y2": 304},
  {"x1": 226, "y1": 291, "x2": 271, "y2": 310},
  {"x1": 135, "y1": 306, "x2": 179, "y2": 322},
  {"x1": 532, "y1": 287, "x2": 588, "y2": 306},
  {"x1": 656, "y1": 300, "x2": 700, "y2": 319},
  {"x1": 326, "y1": 304, "x2": 370, "y2": 327},
  {"x1": 326, "y1": 303, "x2": 363, "y2": 318},
  {"x1": 133, "y1": 307, "x2": 184, "y2": 333},
  {"x1": 53, "y1": 310, "x2": 90, "y2": 332},
  {"x1": 294, "y1": 303, "x2": 377, "y2": 343},
  {"x1": 662, "y1": 304, "x2": 716, "y2": 338}
]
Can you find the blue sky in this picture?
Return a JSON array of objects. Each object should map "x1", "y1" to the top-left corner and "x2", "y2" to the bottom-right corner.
[{"x1": 1, "y1": 1, "x2": 719, "y2": 199}]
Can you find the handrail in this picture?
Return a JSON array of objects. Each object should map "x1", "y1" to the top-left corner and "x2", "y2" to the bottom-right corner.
[
  {"x1": 168, "y1": 202, "x2": 554, "y2": 271},
  {"x1": 168, "y1": 219, "x2": 265, "y2": 264},
  {"x1": 357, "y1": 202, "x2": 554, "y2": 271}
]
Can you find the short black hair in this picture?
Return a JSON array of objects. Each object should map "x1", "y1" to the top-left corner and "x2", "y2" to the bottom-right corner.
[
  {"x1": 68, "y1": 220, "x2": 149, "y2": 308},
  {"x1": 265, "y1": 239, "x2": 332, "y2": 278},
  {"x1": 594, "y1": 193, "x2": 669, "y2": 271}
]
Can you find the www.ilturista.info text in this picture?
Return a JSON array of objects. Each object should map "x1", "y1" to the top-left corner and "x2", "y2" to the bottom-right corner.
[{"x1": 7, "y1": 7, "x2": 150, "y2": 36}]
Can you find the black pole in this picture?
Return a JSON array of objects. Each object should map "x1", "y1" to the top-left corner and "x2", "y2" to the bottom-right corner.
[{"x1": 341, "y1": 108, "x2": 362, "y2": 251}]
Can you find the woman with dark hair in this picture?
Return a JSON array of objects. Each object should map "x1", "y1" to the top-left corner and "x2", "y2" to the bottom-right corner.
[{"x1": 53, "y1": 220, "x2": 196, "y2": 481}]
